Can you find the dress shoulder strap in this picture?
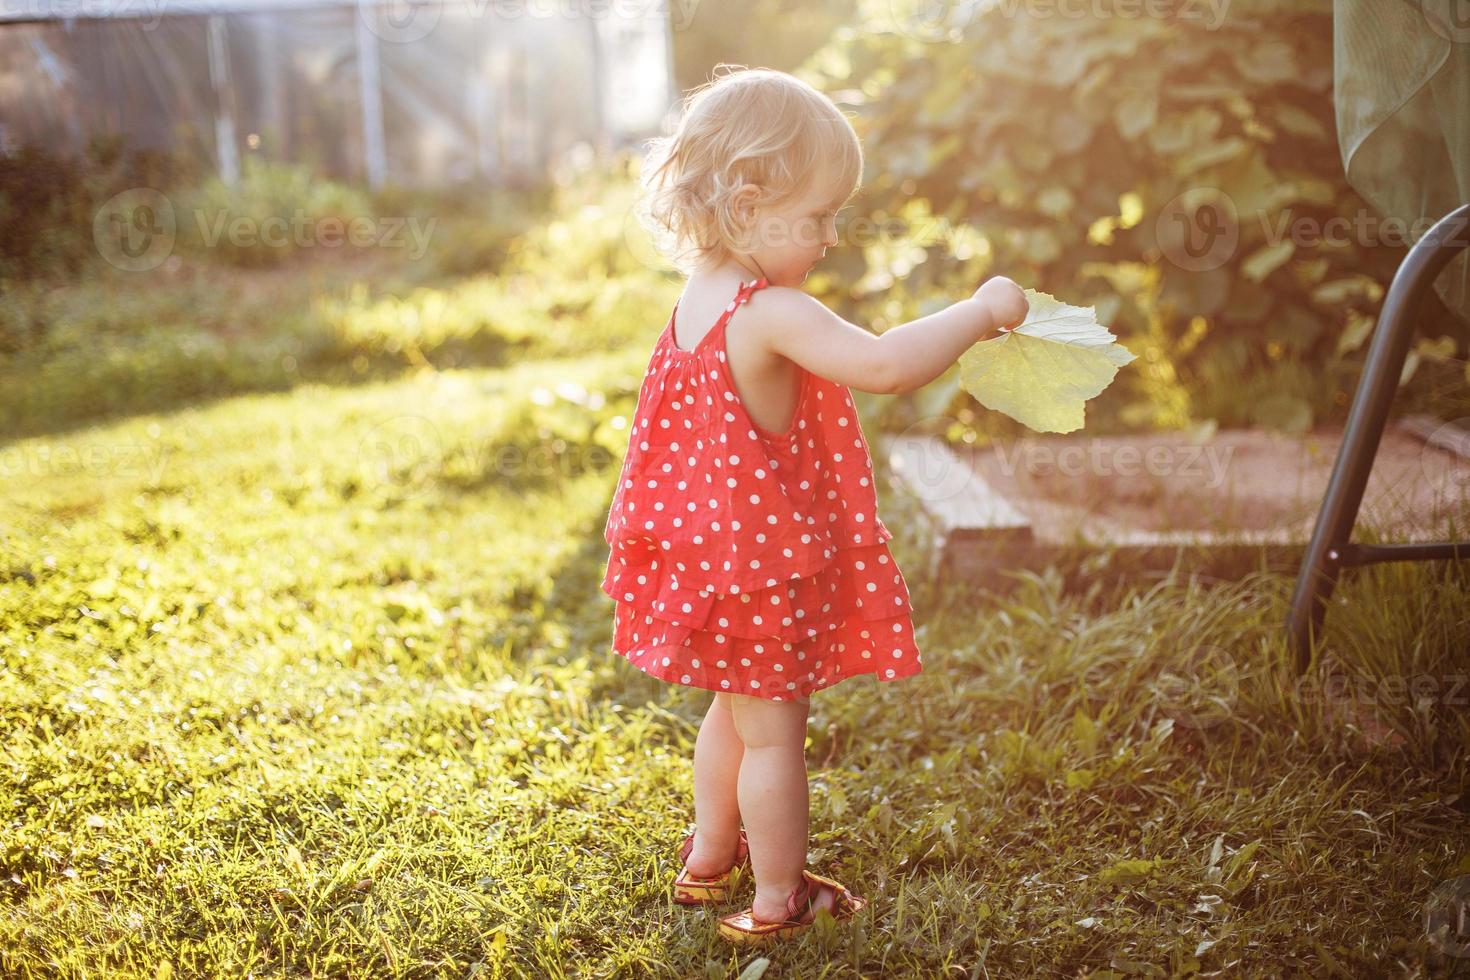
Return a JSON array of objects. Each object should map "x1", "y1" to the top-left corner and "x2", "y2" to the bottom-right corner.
[
  {"x1": 735, "y1": 276, "x2": 770, "y2": 300},
  {"x1": 708, "y1": 276, "x2": 770, "y2": 353},
  {"x1": 667, "y1": 276, "x2": 772, "y2": 358}
]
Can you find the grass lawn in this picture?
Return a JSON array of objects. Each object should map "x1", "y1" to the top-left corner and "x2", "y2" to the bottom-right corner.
[{"x1": 2, "y1": 196, "x2": 1468, "y2": 977}]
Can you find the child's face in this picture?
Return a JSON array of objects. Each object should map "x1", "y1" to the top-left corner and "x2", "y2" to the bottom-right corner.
[{"x1": 741, "y1": 175, "x2": 849, "y2": 287}]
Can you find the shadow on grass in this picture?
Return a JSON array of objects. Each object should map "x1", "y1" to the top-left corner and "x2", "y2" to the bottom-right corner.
[{"x1": 0, "y1": 337, "x2": 526, "y2": 448}]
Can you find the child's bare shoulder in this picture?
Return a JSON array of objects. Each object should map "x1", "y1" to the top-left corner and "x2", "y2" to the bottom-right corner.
[
  {"x1": 741, "y1": 285, "x2": 894, "y2": 394},
  {"x1": 741, "y1": 285, "x2": 831, "y2": 349}
]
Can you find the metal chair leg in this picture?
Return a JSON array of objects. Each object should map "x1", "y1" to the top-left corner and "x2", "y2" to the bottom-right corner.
[{"x1": 1286, "y1": 203, "x2": 1470, "y2": 673}]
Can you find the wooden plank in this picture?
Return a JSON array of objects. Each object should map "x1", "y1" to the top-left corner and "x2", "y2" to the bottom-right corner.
[
  {"x1": 882, "y1": 433, "x2": 1035, "y2": 584},
  {"x1": 884, "y1": 434, "x2": 1032, "y2": 540}
]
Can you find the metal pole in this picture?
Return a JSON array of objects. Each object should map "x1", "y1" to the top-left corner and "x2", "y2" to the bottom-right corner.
[
  {"x1": 354, "y1": 0, "x2": 388, "y2": 190},
  {"x1": 206, "y1": 14, "x2": 240, "y2": 186},
  {"x1": 1286, "y1": 203, "x2": 1470, "y2": 672}
]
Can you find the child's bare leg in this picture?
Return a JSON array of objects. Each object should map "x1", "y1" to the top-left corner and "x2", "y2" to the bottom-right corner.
[
  {"x1": 729, "y1": 692, "x2": 811, "y2": 921},
  {"x1": 687, "y1": 691, "x2": 746, "y2": 877}
]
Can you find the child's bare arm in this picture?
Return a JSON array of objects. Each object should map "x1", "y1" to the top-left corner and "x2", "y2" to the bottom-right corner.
[{"x1": 751, "y1": 289, "x2": 1002, "y2": 395}]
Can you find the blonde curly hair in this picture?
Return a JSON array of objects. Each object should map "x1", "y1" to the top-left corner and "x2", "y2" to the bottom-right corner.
[{"x1": 636, "y1": 65, "x2": 863, "y2": 276}]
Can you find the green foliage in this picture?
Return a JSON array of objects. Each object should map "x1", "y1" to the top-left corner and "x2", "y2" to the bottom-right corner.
[
  {"x1": 171, "y1": 157, "x2": 377, "y2": 269},
  {"x1": 671, "y1": 0, "x2": 851, "y2": 91},
  {"x1": 805, "y1": 3, "x2": 1468, "y2": 433},
  {"x1": 0, "y1": 152, "x2": 668, "y2": 440}
]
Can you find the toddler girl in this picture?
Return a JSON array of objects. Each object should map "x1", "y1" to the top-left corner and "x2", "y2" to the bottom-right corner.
[{"x1": 600, "y1": 66, "x2": 1028, "y2": 945}]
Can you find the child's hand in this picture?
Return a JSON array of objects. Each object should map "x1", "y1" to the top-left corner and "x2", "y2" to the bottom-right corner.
[{"x1": 973, "y1": 276, "x2": 1029, "y2": 334}]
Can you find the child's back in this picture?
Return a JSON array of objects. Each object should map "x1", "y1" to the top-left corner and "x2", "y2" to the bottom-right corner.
[{"x1": 601, "y1": 271, "x2": 923, "y2": 702}]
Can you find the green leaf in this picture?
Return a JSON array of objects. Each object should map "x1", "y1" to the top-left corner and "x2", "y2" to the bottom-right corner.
[
  {"x1": 1340, "y1": 314, "x2": 1370, "y2": 357},
  {"x1": 1223, "y1": 840, "x2": 1262, "y2": 881},
  {"x1": 1097, "y1": 858, "x2": 1159, "y2": 886},
  {"x1": 1241, "y1": 240, "x2": 1296, "y2": 282},
  {"x1": 1114, "y1": 89, "x2": 1158, "y2": 140},
  {"x1": 1065, "y1": 768, "x2": 1096, "y2": 790},
  {"x1": 1071, "y1": 707, "x2": 1099, "y2": 756},
  {"x1": 958, "y1": 289, "x2": 1136, "y2": 433}
]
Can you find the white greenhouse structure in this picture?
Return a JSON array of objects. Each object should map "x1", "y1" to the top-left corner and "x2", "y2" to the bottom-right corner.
[{"x1": 0, "y1": 0, "x2": 674, "y2": 187}]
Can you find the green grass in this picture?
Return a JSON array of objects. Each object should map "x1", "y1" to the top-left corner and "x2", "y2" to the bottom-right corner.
[
  {"x1": 2, "y1": 166, "x2": 1469, "y2": 977},
  {"x1": 3, "y1": 319, "x2": 1468, "y2": 977}
]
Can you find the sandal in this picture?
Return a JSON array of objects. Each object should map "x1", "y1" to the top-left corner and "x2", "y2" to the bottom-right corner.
[
  {"x1": 672, "y1": 828, "x2": 751, "y2": 905},
  {"x1": 717, "y1": 869, "x2": 868, "y2": 944}
]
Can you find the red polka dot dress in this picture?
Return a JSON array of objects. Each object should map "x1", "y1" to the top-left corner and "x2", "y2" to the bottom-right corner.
[{"x1": 600, "y1": 276, "x2": 923, "y2": 702}]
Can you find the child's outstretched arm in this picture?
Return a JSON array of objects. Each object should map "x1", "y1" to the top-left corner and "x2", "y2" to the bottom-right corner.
[{"x1": 751, "y1": 277, "x2": 1028, "y2": 396}]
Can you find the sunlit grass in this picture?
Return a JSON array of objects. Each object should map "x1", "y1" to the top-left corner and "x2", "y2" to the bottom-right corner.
[{"x1": 2, "y1": 325, "x2": 1467, "y2": 976}]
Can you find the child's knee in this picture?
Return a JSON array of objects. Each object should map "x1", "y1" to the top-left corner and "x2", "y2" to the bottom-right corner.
[{"x1": 728, "y1": 692, "x2": 809, "y2": 749}]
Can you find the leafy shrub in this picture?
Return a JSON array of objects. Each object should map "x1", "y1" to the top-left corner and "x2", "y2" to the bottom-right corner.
[
  {"x1": 172, "y1": 157, "x2": 376, "y2": 269},
  {"x1": 0, "y1": 136, "x2": 204, "y2": 282},
  {"x1": 805, "y1": 1, "x2": 1467, "y2": 433}
]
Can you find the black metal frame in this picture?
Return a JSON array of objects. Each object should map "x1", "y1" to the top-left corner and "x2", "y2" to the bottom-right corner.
[{"x1": 1287, "y1": 203, "x2": 1470, "y2": 674}]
